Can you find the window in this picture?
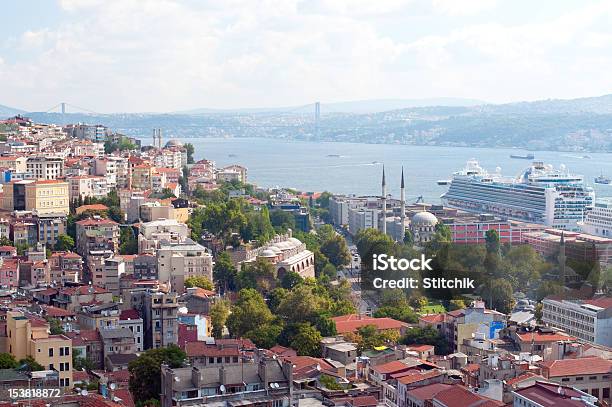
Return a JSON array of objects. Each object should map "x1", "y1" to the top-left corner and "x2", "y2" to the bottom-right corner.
[
  {"x1": 592, "y1": 389, "x2": 599, "y2": 398},
  {"x1": 576, "y1": 377, "x2": 584, "y2": 381},
  {"x1": 60, "y1": 347, "x2": 64, "y2": 356},
  {"x1": 49, "y1": 348, "x2": 54, "y2": 357},
  {"x1": 561, "y1": 378, "x2": 570, "y2": 382},
  {"x1": 209, "y1": 357, "x2": 214, "y2": 364}
]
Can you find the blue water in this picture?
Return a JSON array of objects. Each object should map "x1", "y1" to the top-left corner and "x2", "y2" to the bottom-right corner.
[{"x1": 141, "y1": 137, "x2": 612, "y2": 203}]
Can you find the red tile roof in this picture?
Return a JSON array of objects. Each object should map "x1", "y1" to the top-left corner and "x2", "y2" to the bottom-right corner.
[
  {"x1": 406, "y1": 383, "x2": 452, "y2": 402},
  {"x1": 462, "y1": 363, "x2": 480, "y2": 373},
  {"x1": 42, "y1": 305, "x2": 75, "y2": 317},
  {"x1": 513, "y1": 382, "x2": 592, "y2": 407},
  {"x1": 397, "y1": 369, "x2": 444, "y2": 385},
  {"x1": 372, "y1": 360, "x2": 412, "y2": 375},
  {"x1": 433, "y1": 385, "x2": 504, "y2": 407},
  {"x1": 406, "y1": 344, "x2": 434, "y2": 352},
  {"x1": 584, "y1": 297, "x2": 612, "y2": 309},
  {"x1": 539, "y1": 356, "x2": 612, "y2": 377},
  {"x1": 77, "y1": 204, "x2": 109, "y2": 211},
  {"x1": 505, "y1": 371, "x2": 544, "y2": 386},
  {"x1": 332, "y1": 314, "x2": 407, "y2": 334},
  {"x1": 516, "y1": 331, "x2": 576, "y2": 343},
  {"x1": 120, "y1": 309, "x2": 141, "y2": 320},
  {"x1": 60, "y1": 285, "x2": 109, "y2": 295},
  {"x1": 419, "y1": 314, "x2": 444, "y2": 324}
]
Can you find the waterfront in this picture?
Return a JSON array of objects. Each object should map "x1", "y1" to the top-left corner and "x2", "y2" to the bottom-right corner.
[{"x1": 141, "y1": 136, "x2": 612, "y2": 203}]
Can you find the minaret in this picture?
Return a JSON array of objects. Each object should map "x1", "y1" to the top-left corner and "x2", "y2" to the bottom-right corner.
[
  {"x1": 558, "y1": 231, "x2": 566, "y2": 286},
  {"x1": 400, "y1": 166, "x2": 406, "y2": 237},
  {"x1": 381, "y1": 166, "x2": 387, "y2": 235}
]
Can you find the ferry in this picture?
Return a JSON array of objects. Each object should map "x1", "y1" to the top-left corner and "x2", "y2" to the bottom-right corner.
[
  {"x1": 595, "y1": 174, "x2": 611, "y2": 185},
  {"x1": 441, "y1": 160, "x2": 593, "y2": 231},
  {"x1": 510, "y1": 153, "x2": 535, "y2": 160}
]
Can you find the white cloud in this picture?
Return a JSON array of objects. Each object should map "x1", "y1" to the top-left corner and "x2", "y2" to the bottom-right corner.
[{"x1": 1, "y1": 0, "x2": 612, "y2": 111}]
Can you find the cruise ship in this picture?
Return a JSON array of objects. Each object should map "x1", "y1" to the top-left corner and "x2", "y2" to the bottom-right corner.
[{"x1": 441, "y1": 160, "x2": 594, "y2": 231}]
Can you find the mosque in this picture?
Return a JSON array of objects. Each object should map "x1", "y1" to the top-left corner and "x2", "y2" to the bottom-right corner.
[{"x1": 380, "y1": 167, "x2": 439, "y2": 244}]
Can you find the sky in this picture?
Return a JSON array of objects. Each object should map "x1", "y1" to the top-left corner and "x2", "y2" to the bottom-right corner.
[{"x1": 1, "y1": 0, "x2": 612, "y2": 113}]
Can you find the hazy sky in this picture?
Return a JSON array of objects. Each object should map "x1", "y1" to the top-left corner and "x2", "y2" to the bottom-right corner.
[{"x1": 1, "y1": 0, "x2": 612, "y2": 113}]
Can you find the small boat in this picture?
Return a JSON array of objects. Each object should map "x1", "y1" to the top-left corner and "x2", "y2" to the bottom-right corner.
[
  {"x1": 595, "y1": 174, "x2": 611, "y2": 184},
  {"x1": 437, "y1": 179, "x2": 451, "y2": 186},
  {"x1": 510, "y1": 153, "x2": 535, "y2": 160},
  {"x1": 327, "y1": 154, "x2": 342, "y2": 157},
  {"x1": 582, "y1": 155, "x2": 592, "y2": 159},
  {"x1": 372, "y1": 161, "x2": 380, "y2": 165},
  {"x1": 228, "y1": 154, "x2": 237, "y2": 157}
]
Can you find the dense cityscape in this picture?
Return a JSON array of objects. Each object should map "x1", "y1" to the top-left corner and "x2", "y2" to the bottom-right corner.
[{"x1": 0, "y1": 114, "x2": 608, "y2": 407}]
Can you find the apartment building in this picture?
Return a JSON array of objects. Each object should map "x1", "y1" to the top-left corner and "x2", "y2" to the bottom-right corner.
[
  {"x1": 157, "y1": 239, "x2": 213, "y2": 294},
  {"x1": 138, "y1": 219, "x2": 190, "y2": 254},
  {"x1": 542, "y1": 297, "x2": 612, "y2": 347},
  {"x1": 67, "y1": 175, "x2": 109, "y2": 201},
  {"x1": 26, "y1": 156, "x2": 64, "y2": 180},
  {"x1": 6, "y1": 311, "x2": 73, "y2": 389},
  {"x1": 1, "y1": 180, "x2": 70, "y2": 216},
  {"x1": 538, "y1": 357, "x2": 612, "y2": 404},
  {"x1": 138, "y1": 290, "x2": 179, "y2": 349},
  {"x1": 49, "y1": 251, "x2": 83, "y2": 284}
]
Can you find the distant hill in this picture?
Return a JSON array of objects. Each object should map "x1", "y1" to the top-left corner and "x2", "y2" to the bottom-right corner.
[
  {"x1": 478, "y1": 94, "x2": 612, "y2": 115},
  {"x1": 175, "y1": 97, "x2": 486, "y2": 115},
  {"x1": 0, "y1": 103, "x2": 25, "y2": 118}
]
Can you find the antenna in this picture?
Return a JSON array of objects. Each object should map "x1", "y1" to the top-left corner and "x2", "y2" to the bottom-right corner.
[{"x1": 220, "y1": 384, "x2": 226, "y2": 392}]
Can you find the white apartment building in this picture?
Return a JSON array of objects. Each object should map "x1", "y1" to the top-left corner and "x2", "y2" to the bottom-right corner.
[
  {"x1": 26, "y1": 156, "x2": 64, "y2": 180},
  {"x1": 153, "y1": 149, "x2": 183, "y2": 170},
  {"x1": 542, "y1": 297, "x2": 612, "y2": 347},
  {"x1": 68, "y1": 175, "x2": 109, "y2": 201},
  {"x1": 93, "y1": 156, "x2": 129, "y2": 189},
  {"x1": 348, "y1": 207, "x2": 379, "y2": 236},
  {"x1": 138, "y1": 219, "x2": 190, "y2": 254},
  {"x1": 157, "y1": 239, "x2": 213, "y2": 294},
  {"x1": 580, "y1": 198, "x2": 612, "y2": 238}
]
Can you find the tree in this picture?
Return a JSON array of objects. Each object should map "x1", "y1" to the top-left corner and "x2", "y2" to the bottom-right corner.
[
  {"x1": 18, "y1": 356, "x2": 44, "y2": 371},
  {"x1": 281, "y1": 271, "x2": 303, "y2": 289},
  {"x1": 119, "y1": 226, "x2": 138, "y2": 255},
  {"x1": 73, "y1": 348, "x2": 94, "y2": 371},
  {"x1": 290, "y1": 323, "x2": 322, "y2": 356},
  {"x1": 448, "y1": 299, "x2": 467, "y2": 311},
  {"x1": 209, "y1": 300, "x2": 230, "y2": 339},
  {"x1": 129, "y1": 345, "x2": 186, "y2": 403},
  {"x1": 54, "y1": 234, "x2": 75, "y2": 252},
  {"x1": 403, "y1": 229, "x2": 414, "y2": 246},
  {"x1": 213, "y1": 252, "x2": 238, "y2": 293},
  {"x1": 483, "y1": 278, "x2": 515, "y2": 313},
  {"x1": 373, "y1": 306, "x2": 418, "y2": 323},
  {"x1": 184, "y1": 276, "x2": 214, "y2": 290},
  {"x1": 0, "y1": 353, "x2": 17, "y2": 369},
  {"x1": 108, "y1": 205, "x2": 124, "y2": 223},
  {"x1": 47, "y1": 318, "x2": 65, "y2": 335},
  {"x1": 276, "y1": 285, "x2": 328, "y2": 324},
  {"x1": 400, "y1": 326, "x2": 449, "y2": 355},
  {"x1": 270, "y1": 209, "x2": 295, "y2": 232},
  {"x1": 238, "y1": 257, "x2": 277, "y2": 293},
  {"x1": 0, "y1": 236, "x2": 13, "y2": 246},
  {"x1": 534, "y1": 303, "x2": 543, "y2": 324},
  {"x1": 184, "y1": 143, "x2": 195, "y2": 164},
  {"x1": 316, "y1": 192, "x2": 332, "y2": 209},
  {"x1": 226, "y1": 289, "x2": 273, "y2": 337},
  {"x1": 409, "y1": 296, "x2": 428, "y2": 311},
  {"x1": 320, "y1": 235, "x2": 351, "y2": 268},
  {"x1": 485, "y1": 229, "x2": 500, "y2": 254},
  {"x1": 246, "y1": 324, "x2": 283, "y2": 349}
]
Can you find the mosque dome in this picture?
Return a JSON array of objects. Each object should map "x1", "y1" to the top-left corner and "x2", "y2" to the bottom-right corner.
[
  {"x1": 269, "y1": 246, "x2": 282, "y2": 254},
  {"x1": 275, "y1": 241, "x2": 294, "y2": 250},
  {"x1": 165, "y1": 139, "x2": 183, "y2": 148},
  {"x1": 411, "y1": 211, "x2": 438, "y2": 226},
  {"x1": 259, "y1": 249, "x2": 277, "y2": 258},
  {"x1": 288, "y1": 237, "x2": 302, "y2": 247}
]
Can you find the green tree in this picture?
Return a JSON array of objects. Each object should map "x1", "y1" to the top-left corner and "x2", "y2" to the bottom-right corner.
[
  {"x1": 0, "y1": 353, "x2": 17, "y2": 369},
  {"x1": 0, "y1": 236, "x2": 13, "y2": 246},
  {"x1": 276, "y1": 284, "x2": 328, "y2": 324},
  {"x1": 119, "y1": 226, "x2": 138, "y2": 255},
  {"x1": 281, "y1": 271, "x2": 303, "y2": 289},
  {"x1": 226, "y1": 289, "x2": 273, "y2": 337},
  {"x1": 73, "y1": 348, "x2": 94, "y2": 371},
  {"x1": 184, "y1": 143, "x2": 195, "y2": 164},
  {"x1": 400, "y1": 326, "x2": 449, "y2": 355},
  {"x1": 47, "y1": 317, "x2": 65, "y2": 335},
  {"x1": 320, "y1": 235, "x2": 351, "y2": 268},
  {"x1": 316, "y1": 192, "x2": 332, "y2": 209},
  {"x1": 18, "y1": 356, "x2": 44, "y2": 371},
  {"x1": 129, "y1": 346, "x2": 186, "y2": 403},
  {"x1": 209, "y1": 300, "x2": 230, "y2": 339},
  {"x1": 184, "y1": 276, "x2": 214, "y2": 290},
  {"x1": 269, "y1": 209, "x2": 295, "y2": 232},
  {"x1": 534, "y1": 303, "x2": 543, "y2": 324},
  {"x1": 290, "y1": 323, "x2": 322, "y2": 356},
  {"x1": 246, "y1": 324, "x2": 283, "y2": 349},
  {"x1": 213, "y1": 252, "x2": 238, "y2": 293},
  {"x1": 54, "y1": 234, "x2": 75, "y2": 251},
  {"x1": 448, "y1": 299, "x2": 467, "y2": 311},
  {"x1": 403, "y1": 229, "x2": 414, "y2": 246},
  {"x1": 409, "y1": 296, "x2": 428, "y2": 311},
  {"x1": 483, "y1": 278, "x2": 515, "y2": 313},
  {"x1": 485, "y1": 229, "x2": 500, "y2": 254}
]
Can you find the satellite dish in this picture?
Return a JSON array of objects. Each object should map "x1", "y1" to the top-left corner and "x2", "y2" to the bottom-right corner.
[
  {"x1": 220, "y1": 385, "x2": 226, "y2": 392},
  {"x1": 109, "y1": 383, "x2": 116, "y2": 390},
  {"x1": 174, "y1": 377, "x2": 180, "y2": 382},
  {"x1": 316, "y1": 364, "x2": 321, "y2": 371},
  {"x1": 81, "y1": 390, "x2": 88, "y2": 396}
]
